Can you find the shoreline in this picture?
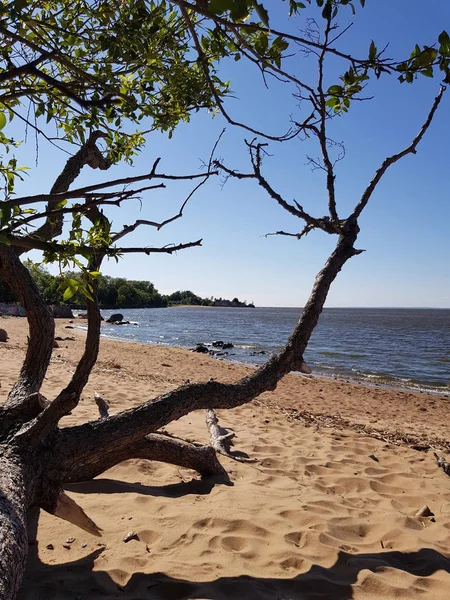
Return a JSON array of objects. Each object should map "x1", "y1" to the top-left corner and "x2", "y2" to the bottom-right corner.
[
  {"x1": 82, "y1": 322, "x2": 450, "y2": 400},
  {"x1": 2, "y1": 315, "x2": 449, "y2": 444}
]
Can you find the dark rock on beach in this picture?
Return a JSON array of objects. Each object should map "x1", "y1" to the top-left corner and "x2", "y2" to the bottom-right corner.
[
  {"x1": 0, "y1": 328, "x2": 8, "y2": 342},
  {"x1": 192, "y1": 344, "x2": 209, "y2": 353}
]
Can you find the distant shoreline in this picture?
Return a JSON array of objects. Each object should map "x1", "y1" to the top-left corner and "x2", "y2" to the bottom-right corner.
[{"x1": 167, "y1": 304, "x2": 254, "y2": 309}]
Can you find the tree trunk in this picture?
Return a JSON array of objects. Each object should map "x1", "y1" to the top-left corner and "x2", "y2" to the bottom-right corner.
[
  {"x1": 0, "y1": 450, "x2": 30, "y2": 600},
  {"x1": 0, "y1": 246, "x2": 54, "y2": 435}
]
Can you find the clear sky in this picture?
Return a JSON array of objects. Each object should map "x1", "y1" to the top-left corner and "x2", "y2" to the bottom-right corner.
[{"x1": 7, "y1": 0, "x2": 450, "y2": 307}]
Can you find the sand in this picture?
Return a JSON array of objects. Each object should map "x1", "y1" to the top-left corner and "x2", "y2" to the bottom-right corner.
[{"x1": 1, "y1": 314, "x2": 450, "y2": 599}]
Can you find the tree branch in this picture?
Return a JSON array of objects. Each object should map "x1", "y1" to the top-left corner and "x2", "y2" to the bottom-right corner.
[
  {"x1": 216, "y1": 143, "x2": 338, "y2": 234},
  {"x1": 2, "y1": 164, "x2": 218, "y2": 210},
  {"x1": 316, "y1": 17, "x2": 339, "y2": 224},
  {"x1": 5, "y1": 235, "x2": 203, "y2": 257},
  {"x1": 61, "y1": 433, "x2": 230, "y2": 484},
  {"x1": 16, "y1": 131, "x2": 112, "y2": 253},
  {"x1": 6, "y1": 185, "x2": 166, "y2": 233},
  {"x1": 56, "y1": 221, "x2": 360, "y2": 460},
  {"x1": 351, "y1": 86, "x2": 446, "y2": 220}
]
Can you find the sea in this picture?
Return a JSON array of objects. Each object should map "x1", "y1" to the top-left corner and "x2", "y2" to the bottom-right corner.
[{"x1": 90, "y1": 307, "x2": 450, "y2": 398}]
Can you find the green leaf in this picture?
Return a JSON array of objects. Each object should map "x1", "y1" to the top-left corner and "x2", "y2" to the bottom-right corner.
[
  {"x1": 208, "y1": 0, "x2": 234, "y2": 14},
  {"x1": 62, "y1": 280, "x2": 79, "y2": 301},
  {"x1": 229, "y1": 0, "x2": 251, "y2": 21},
  {"x1": 325, "y1": 97, "x2": 339, "y2": 107},
  {"x1": 322, "y1": 1, "x2": 332, "y2": 20},
  {"x1": 255, "y1": 2, "x2": 269, "y2": 27},
  {"x1": 439, "y1": 30, "x2": 450, "y2": 56},
  {"x1": 369, "y1": 40, "x2": 377, "y2": 61},
  {"x1": 0, "y1": 113, "x2": 6, "y2": 130},
  {"x1": 327, "y1": 84, "x2": 343, "y2": 96}
]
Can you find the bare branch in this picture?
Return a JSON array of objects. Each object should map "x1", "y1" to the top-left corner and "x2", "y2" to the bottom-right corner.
[
  {"x1": 3, "y1": 164, "x2": 218, "y2": 210},
  {"x1": 316, "y1": 17, "x2": 339, "y2": 224},
  {"x1": 61, "y1": 432, "x2": 229, "y2": 483},
  {"x1": 55, "y1": 223, "x2": 362, "y2": 460},
  {"x1": 216, "y1": 143, "x2": 338, "y2": 234},
  {"x1": 6, "y1": 185, "x2": 166, "y2": 233},
  {"x1": 110, "y1": 129, "x2": 225, "y2": 243},
  {"x1": 351, "y1": 86, "x2": 446, "y2": 220},
  {"x1": 265, "y1": 223, "x2": 315, "y2": 239}
]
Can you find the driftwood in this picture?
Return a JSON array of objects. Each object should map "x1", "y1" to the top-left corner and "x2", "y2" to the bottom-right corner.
[
  {"x1": 434, "y1": 452, "x2": 450, "y2": 476},
  {"x1": 205, "y1": 409, "x2": 255, "y2": 463}
]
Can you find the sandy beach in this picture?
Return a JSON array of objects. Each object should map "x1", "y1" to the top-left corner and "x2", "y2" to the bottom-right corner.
[{"x1": 1, "y1": 315, "x2": 450, "y2": 599}]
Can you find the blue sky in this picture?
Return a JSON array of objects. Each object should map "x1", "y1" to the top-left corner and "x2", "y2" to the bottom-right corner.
[{"x1": 6, "y1": 0, "x2": 450, "y2": 307}]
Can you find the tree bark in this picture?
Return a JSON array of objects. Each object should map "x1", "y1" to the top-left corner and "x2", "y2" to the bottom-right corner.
[
  {"x1": 60, "y1": 433, "x2": 230, "y2": 483},
  {"x1": 0, "y1": 450, "x2": 30, "y2": 600},
  {"x1": 0, "y1": 247, "x2": 54, "y2": 433}
]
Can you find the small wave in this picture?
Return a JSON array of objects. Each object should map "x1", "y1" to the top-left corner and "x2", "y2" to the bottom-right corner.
[{"x1": 235, "y1": 344, "x2": 261, "y2": 350}]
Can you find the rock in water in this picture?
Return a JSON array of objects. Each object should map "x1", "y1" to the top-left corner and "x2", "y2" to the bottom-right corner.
[
  {"x1": 107, "y1": 313, "x2": 124, "y2": 323},
  {"x1": 193, "y1": 344, "x2": 209, "y2": 353}
]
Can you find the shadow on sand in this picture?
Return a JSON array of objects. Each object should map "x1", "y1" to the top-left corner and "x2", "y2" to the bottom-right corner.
[
  {"x1": 19, "y1": 477, "x2": 450, "y2": 599},
  {"x1": 65, "y1": 474, "x2": 231, "y2": 499},
  {"x1": 20, "y1": 544, "x2": 450, "y2": 599}
]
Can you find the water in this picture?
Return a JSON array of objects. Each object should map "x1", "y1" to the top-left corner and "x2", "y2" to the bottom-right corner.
[{"x1": 88, "y1": 307, "x2": 450, "y2": 397}]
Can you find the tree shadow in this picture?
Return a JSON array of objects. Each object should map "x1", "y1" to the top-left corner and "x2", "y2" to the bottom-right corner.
[
  {"x1": 20, "y1": 541, "x2": 450, "y2": 599},
  {"x1": 65, "y1": 474, "x2": 229, "y2": 498}
]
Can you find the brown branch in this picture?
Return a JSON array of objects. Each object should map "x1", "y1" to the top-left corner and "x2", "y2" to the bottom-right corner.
[
  {"x1": 110, "y1": 125, "x2": 225, "y2": 243},
  {"x1": 2, "y1": 163, "x2": 218, "y2": 210},
  {"x1": 61, "y1": 432, "x2": 230, "y2": 484},
  {"x1": 7, "y1": 185, "x2": 166, "y2": 233},
  {"x1": 265, "y1": 223, "x2": 315, "y2": 239},
  {"x1": 0, "y1": 52, "x2": 55, "y2": 83},
  {"x1": 56, "y1": 221, "x2": 361, "y2": 460},
  {"x1": 46, "y1": 289, "x2": 102, "y2": 424},
  {"x1": 111, "y1": 175, "x2": 211, "y2": 242},
  {"x1": 216, "y1": 145, "x2": 337, "y2": 234},
  {"x1": 351, "y1": 86, "x2": 446, "y2": 220},
  {"x1": 17, "y1": 131, "x2": 112, "y2": 252}
]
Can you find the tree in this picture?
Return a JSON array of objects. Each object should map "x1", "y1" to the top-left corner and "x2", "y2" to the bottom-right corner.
[{"x1": 0, "y1": 1, "x2": 448, "y2": 597}]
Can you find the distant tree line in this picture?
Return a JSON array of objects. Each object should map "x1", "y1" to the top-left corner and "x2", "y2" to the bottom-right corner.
[{"x1": 0, "y1": 264, "x2": 254, "y2": 309}]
